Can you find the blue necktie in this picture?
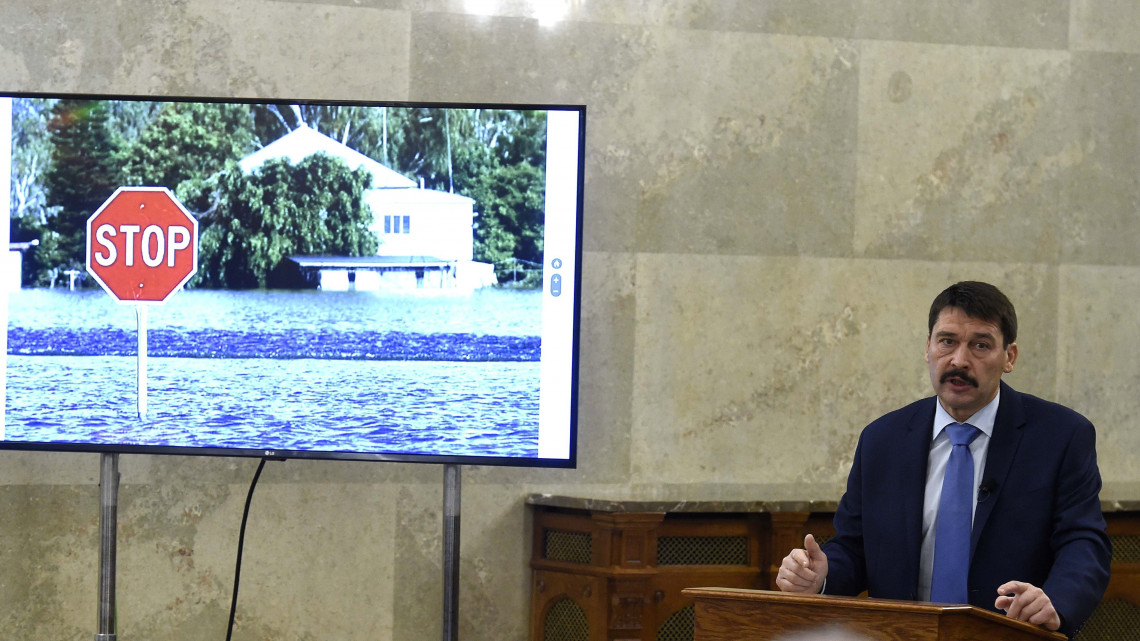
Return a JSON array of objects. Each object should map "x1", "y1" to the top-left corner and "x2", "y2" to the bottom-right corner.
[{"x1": 930, "y1": 422, "x2": 981, "y2": 604}]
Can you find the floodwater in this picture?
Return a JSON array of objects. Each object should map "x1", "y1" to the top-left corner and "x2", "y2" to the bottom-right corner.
[{"x1": 3, "y1": 287, "x2": 543, "y2": 459}]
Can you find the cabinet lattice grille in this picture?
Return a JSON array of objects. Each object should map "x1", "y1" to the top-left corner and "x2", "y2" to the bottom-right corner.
[
  {"x1": 1074, "y1": 598, "x2": 1140, "y2": 641},
  {"x1": 657, "y1": 535, "x2": 748, "y2": 566},
  {"x1": 1110, "y1": 534, "x2": 1140, "y2": 563},
  {"x1": 544, "y1": 529, "x2": 592, "y2": 564},
  {"x1": 656, "y1": 605, "x2": 694, "y2": 641},
  {"x1": 543, "y1": 598, "x2": 588, "y2": 641}
]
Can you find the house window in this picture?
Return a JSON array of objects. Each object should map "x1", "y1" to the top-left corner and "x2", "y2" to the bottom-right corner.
[{"x1": 384, "y1": 215, "x2": 412, "y2": 234}]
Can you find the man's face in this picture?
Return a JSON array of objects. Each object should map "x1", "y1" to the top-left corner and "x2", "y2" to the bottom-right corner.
[{"x1": 925, "y1": 306, "x2": 1018, "y2": 423}]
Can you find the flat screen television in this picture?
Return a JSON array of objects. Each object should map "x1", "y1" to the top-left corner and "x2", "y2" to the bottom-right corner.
[{"x1": 0, "y1": 93, "x2": 583, "y2": 467}]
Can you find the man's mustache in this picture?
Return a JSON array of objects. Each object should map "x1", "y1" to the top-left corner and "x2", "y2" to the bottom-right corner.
[{"x1": 941, "y1": 369, "x2": 978, "y2": 388}]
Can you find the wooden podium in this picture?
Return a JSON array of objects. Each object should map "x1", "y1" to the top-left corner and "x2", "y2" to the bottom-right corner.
[{"x1": 683, "y1": 588, "x2": 1067, "y2": 641}]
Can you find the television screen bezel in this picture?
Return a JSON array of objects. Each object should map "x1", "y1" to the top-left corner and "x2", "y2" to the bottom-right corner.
[{"x1": 1, "y1": 91, "x2": 584, "y2": 469}]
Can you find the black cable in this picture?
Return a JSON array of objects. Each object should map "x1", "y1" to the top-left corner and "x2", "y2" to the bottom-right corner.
[{"x1": 226, "y1": 457, "x2": 267, "y2": 641}]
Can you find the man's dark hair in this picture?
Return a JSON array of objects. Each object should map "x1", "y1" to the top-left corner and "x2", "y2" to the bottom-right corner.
[{"x1": 928, "y1": 281, "x2": 1018, "y2": 347}]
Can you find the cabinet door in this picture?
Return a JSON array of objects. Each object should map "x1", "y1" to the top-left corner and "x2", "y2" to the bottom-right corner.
[{"x1": 532, "y1": 569, "x2": 606, "y2": 641}]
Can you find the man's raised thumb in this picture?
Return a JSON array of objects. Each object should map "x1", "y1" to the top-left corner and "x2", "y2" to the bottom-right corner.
[{"x1": 804, "y1": 533, "x2": 823, "y2": 561}]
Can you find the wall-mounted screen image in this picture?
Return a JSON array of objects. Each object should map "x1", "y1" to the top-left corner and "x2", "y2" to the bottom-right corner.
[{"x1": 1, "y1": 94, "x2": 583, "y2": 467}]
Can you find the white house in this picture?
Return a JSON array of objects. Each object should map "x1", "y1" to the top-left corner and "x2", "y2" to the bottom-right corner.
[
  {"x1": 238, "y1": 126, "x2": 496, "y2": 291},
  {"x1": 6, "y1": 240, "x2": 39, "y2": 291}
]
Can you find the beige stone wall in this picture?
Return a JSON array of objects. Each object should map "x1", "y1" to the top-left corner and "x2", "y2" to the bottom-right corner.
[{"x1": 2, "y1": 1, "x2": 1139, "y2": 639}]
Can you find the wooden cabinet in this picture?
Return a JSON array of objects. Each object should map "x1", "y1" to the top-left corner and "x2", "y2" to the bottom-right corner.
[
  {"x1": 528, "y1": 497, "x2": 836, "y2": 641},
  {"x1": 528, "y1": 496, "x2": 1140, "y2": 641}
]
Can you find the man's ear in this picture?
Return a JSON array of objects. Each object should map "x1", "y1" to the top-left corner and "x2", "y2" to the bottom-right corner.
[{"x1": 1004, "y1": 342, "x2": 1018, "y2": 373}]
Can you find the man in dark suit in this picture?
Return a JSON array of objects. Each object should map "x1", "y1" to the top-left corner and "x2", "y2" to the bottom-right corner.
[{"x1": 775, "y1": 281, "x2": 1111, "y2": 638}]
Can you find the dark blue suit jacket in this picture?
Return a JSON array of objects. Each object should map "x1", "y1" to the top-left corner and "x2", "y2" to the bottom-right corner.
[{"x1": 821, "y1": 381, "x2": 1111, "y2": 638}]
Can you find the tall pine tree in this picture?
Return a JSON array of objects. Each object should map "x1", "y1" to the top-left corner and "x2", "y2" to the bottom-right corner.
[{"x1": 38, "y1": 99, "x2": 124, "y2": 283}]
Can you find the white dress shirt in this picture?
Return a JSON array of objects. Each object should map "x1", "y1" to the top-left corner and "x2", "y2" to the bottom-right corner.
[{"x1": 917, "y1": 391, "x2": 999, "y2": 601}]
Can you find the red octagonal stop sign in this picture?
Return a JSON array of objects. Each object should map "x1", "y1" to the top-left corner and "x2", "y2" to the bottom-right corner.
[{"x1": 86, "y1": 187, "x2": 199, "y2": 303}]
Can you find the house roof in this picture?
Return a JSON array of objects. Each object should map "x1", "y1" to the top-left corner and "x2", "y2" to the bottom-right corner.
[
  {"x1": 373, "y1": 188, "x2": 474, "y2": 205},
  {"x1": 239, "y1": 126, "x2": 417, "y2": 189},
  {"x1": 290, "y1": 255, "x2": 451, "y2": 269}
]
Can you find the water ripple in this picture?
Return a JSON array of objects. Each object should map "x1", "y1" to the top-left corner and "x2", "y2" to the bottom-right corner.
[{"x1": 7, "y1": 328, "x2": 541, "y2": 362}]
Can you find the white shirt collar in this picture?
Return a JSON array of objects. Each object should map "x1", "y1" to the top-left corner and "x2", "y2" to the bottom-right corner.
[{"x1": 932, "y1": 389, "x2": 999, "y2": 440}]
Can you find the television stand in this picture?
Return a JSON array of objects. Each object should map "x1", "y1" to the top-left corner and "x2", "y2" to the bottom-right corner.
[
  {"x1": 442, "y1": 463, "x2": 461, "y2": 641},
  {"x1": 89, "y1": 456, "x2": 466, "y2": 641},
  {"x1": 96, "y1": 452, "x2": 119, "y2": 641}
]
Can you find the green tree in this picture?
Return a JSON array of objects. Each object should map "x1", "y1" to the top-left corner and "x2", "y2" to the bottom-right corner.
[
  {"x1": 465, "y1": 160, "x2": 546, "y2": 283},
  {"x1": 9, "y1": 98, "x2": 59, "y2": 285},
  {"x1": 10, "y1": 98, "x2": 58, "y2": 230},
  {"x1": 118, "y1": 101, "x2": 260, "y2": 213},
  {"x1": 257, "y1": 106, "x2": 552, "y2": 285},
  {"x1": 36, "y1": 99, "x2": 124, "y2": 286},
  {"x1": 472, "y1": 109, "x2": 547, "y2": 168},
  {"x1": 198, "y1": 153, "x2": 378, "y2": 289},
  {"x1": 448, "y1": 110, "x2": 548, "y2": 284},
  {"x1": 381, "y1": 107, "x2": 458, "y2": 190}
]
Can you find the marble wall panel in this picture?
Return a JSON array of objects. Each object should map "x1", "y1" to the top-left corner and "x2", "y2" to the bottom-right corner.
[
  {"x1": 846, "y1": 0, "x2": 1069, "y2": 49},
  {"x1": 0, "y1": 449, "x2": 441, "y2": 488},
  {"x1": 216, "y1": 458, "x2": 440, "y2": 487},
  {"x1": 1072, "y1": 0, "x2": 1140, "y2": 54},
  {"x1": 401, "y1": 0, "x2": 1068, "y2": 49},
  {"x1": 629, "y1": 255, "x2": 1058, "y2": 485},
  {"x1": 1057, "y1": 266, "x2": 1140, "y2": 483},
  {"x1": 410, "y1": 14, "x2": 859, "y2": 257},
  {"x1": 3, "y1": 1, "x2": 1140, "y2": 640},
  {"x1": 392, "y1": 482, "x2": 444, "y2": 641},
  {"x1": 406, "y1": 0, "x2": 862, "y2": 36},
  {"x1": 0, "y1": 455, "x2": 411, "y2": 640},
  {"x1": 223, "y1": 482, "x2": 396, "y2": 639},
  {"x1": 453, "y1": 485, "x2": 532, "y2": 641},
  {"x1": 389, "y1": 481, "x2": 531, "y2": 641},
  {"x1": 854, "y1": 40, "x2": 1077, "y2": 263},
  {"x1": 275, "y1": 0, "x2": 412, "y2": 9},
  {"x1": 0, "y1": 0, "x2": 410, "y2": 98},
  {"x1": 1060, "y1": 52, "x2": 1140, "y2": 265},
  {"x1": 0, "y1": 450, "x2": 98, "y2": 485},
  {"x1": 688, "y1": 0, "x2": 1068, "y2": 49},
  {"x1": 856, "y1": 41, "x2": 1140, "y2": 268},
  {"x1": 115, "y1": 480, "x2": 247, "y2": 640},
  {"x1": 0, "y1": 484, "x2": 98, "y2": 639}
]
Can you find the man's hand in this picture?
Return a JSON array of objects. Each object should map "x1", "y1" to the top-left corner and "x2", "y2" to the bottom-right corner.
[
  {"x1": 775, "y1": 534, "x2": 828, "y2": 594},
  {"x1": 995, "y1": 581, "x2": 1061, "y2": 631}
]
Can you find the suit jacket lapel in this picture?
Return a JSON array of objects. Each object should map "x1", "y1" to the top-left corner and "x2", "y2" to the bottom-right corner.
[
  {"x1": 971, "y1": 381, "x2": 1026, "y2": 553},
  {"x1": 900, "y1": 398, "x2": 936, "y2": 595}
]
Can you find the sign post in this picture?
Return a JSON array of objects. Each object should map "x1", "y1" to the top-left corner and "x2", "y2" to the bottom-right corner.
[
  {"x1": 137, "y1": 306, "x2": 147, "y2": 419},
  {"x1": 85, "y1": 186, "x2": 199, "y2": 420},
  {"x1": 84, "y1": 186, "x2": 198, "y2": 641}
]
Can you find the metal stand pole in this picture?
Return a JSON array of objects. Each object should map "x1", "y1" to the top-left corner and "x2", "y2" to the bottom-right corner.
[
  {"x1": 442, "y1": 464, "x2": 461, "y2": 641},
  {"x1": 96, "y1": 452, "x2": 119, "y2": 641}
]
